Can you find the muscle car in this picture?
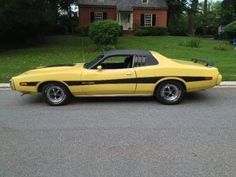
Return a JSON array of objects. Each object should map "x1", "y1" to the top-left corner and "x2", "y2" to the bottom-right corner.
[{"x1": 10, "y1": 50, "x2": 222, "y2": 106}]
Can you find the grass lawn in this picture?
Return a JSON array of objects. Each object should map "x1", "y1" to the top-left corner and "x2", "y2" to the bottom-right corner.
[{"x1": 0, "y1": 35, "x2": 235, "y2": 82}]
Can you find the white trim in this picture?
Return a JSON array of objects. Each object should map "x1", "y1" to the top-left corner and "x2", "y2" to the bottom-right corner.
[
  {"x1": 144, "y1": 14, "x2": 152, "y2": 27},
  {"x1": 94, "y1": 12, "x2": 103, "y2": 21}
]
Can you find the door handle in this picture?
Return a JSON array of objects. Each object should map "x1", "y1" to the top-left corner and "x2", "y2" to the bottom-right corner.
[{"x1": 126, "y1": 72, "x2": 132, "y2": 75}]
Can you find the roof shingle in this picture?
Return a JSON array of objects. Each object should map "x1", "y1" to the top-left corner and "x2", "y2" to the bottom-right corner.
[{"x1": 78, "y1": 0, "x2": 168, "y2": 11}]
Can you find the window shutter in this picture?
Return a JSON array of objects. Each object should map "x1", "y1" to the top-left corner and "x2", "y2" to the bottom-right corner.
[
  {"x1": 103, "y1": 12, "x2": 107, "y2": 20},
  {"x1": 141, "y1": 14, "x2": 144, "y2": 26},
  {"x1": 90, "y1": 12, "x2": 94, "y2": 23},
  {"x1": 152, "y1": 14, "x2": 156, "y2": 26}
]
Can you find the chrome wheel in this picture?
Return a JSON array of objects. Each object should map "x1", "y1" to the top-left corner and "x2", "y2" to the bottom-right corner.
[
  {"x1": 156, "y1": 81, "x2": 185, "y2": 105},
  {"x1": 46, "y1": 86, "x2": 66, "y2": 105},
  {"x1": 160, "y1": 84, "x2": 181, "y2": 102}
]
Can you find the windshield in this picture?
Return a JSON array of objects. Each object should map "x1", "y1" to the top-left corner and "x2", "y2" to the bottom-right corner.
[{"x1": 84, "y1": 55, "x2": 104, "y2": 69}]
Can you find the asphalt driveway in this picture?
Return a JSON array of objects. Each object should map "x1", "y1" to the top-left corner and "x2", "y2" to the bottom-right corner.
[{"x1": 0, "y1": 88, "x2": 236, "y2": 177}]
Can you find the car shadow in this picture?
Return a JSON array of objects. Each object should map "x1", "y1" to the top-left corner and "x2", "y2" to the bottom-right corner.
[{"x1": 20, "y1": 91, "x2": 211, "y2": 106}]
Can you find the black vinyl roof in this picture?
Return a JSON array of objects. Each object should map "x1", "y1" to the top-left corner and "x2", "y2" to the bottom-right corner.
[{"x1": 103, "y1": 50, "x2": 152, "y2": 56}]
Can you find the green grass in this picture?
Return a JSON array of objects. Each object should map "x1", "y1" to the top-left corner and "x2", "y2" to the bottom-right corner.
[{"x1": 0, "y1": 35, "x2": 236, "y2": 82}]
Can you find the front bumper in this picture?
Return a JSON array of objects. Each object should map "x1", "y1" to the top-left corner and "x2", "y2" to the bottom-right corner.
[{"x1": 9, "y1": 79, "x2": 16, "y2": 90}]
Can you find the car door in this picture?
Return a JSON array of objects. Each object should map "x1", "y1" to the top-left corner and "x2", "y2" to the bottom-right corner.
[{"x1": 80, "y1": 55, "x2": 136, "y2": 95}]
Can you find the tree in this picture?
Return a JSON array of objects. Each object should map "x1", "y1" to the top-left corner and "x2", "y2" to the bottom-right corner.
[
  {"x1": 167, "y1": 0, "x2": 188, "y2": 35},
  {"x1": 221, "y1": 0, "x2": 236, "y2": 25},
  {"x1": 58, "y1": 0, "x2": 78, "y2": 33},
  {"x1": 0, "y1": 0, "x2": 59, "y2": 41},
  {"x1": 195, "y1": 2, "x2": 221, "y2": 36}
]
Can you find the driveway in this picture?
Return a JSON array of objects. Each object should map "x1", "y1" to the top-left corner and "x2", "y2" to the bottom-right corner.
[{"x1": 0, "y1": 89, "x2": 236, "y2": 177}]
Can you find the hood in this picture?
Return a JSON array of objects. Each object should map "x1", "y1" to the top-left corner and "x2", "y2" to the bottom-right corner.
[{"x1": 20, "y1": 63, "x2": 84, "y2": 76}]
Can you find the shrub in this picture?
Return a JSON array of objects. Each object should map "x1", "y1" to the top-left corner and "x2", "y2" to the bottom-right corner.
[
  {"x1": 89, "y1": 20, "x2": 121, "y2": 46},
  {"x1": 135, "y1": 26, "x2": 167, "y2": 36},
  {"x1": 224, "y1": 21, "x2": 236, "y2": 39},
  {"x1": 179, "y1": 38, "x2": 201, "y2": 48},
  {"x1": 213, "y1": 43, "x2": 228, "y2": 51}
]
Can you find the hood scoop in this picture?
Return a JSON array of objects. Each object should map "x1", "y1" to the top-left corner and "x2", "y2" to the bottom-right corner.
[{"x1": 45, "y1": 64, "x2": 76, "y2": 68}]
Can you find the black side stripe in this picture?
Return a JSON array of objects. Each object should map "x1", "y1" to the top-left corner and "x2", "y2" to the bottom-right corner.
[
  {"x1": 21, "y1": 76, "x2": 212, "y2": 87},
  {"x1": 64, "y1": 76, "x2": 212, "y2": 86}
]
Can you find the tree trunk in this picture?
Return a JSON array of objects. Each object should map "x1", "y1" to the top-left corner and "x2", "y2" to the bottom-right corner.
[
  {"x1": 188, "y1": 0, "x2": 199, "y2": 35},
  {"x1": 204, "y1": 0, "x2": 208, "y2": 14}
]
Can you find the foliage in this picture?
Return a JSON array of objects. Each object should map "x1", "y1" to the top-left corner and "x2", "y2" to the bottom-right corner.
[
  {"x1": 167, "y1": 0, "x2": 187, "y2": 35},
  {"x1": 179, "y1": 38, "x2": 201, "y2": 48},
  {"x1": 89, "y1": 20, "x2": 121, "y2": 46},
  {"x1": 195, "y1": 2, "x2": 221, "y2": 36},
  {"x1": 135, "y1": 27, "x2": 167, "y2": 36},
  {"x1": 0, "y1": 0, "x2": 78, "y2": 42},
  {"x1": 224, "y1": 21, "x2": 236, "y2": 39},
  {"x1": 0, "y1": 0, "x2": 59, "y2": 41},
  {"x1": 220, "y1": 0, "x2": 236, "y2": 25},
  {"x1": 168, "y1": 15, "x2": 188, "y2": 36},
  {"x1": 213, "y1": 43, "x2": 228, "y2": 51}
]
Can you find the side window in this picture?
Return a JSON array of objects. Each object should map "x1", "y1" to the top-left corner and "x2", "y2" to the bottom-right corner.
[
  {"x1": 134, "y1": 55, "x2": 158, "y2": 67},
  {"x1": 98, "y1": 55, "x2": 133, "y2": 69}
]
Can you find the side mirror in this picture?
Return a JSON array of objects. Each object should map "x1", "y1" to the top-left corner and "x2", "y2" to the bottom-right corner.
[{"x1": 97, "y1": 65, "x2": 102, "y2": 71}]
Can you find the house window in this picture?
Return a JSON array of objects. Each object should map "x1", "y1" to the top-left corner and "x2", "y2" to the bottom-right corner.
[
  {"x1": 94, "y1": 12, "x2": 103, "y2": 21},
  {"x1": 144, "y1": 14, "x2": 152, "y2": 26},
  {"x1": 142, "y1": 0, "x2": 148, "y2": 3}
]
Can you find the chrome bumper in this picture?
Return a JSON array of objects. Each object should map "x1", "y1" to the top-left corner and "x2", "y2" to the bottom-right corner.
[
  {"x1": 216, "y1": 74, "x2": 222, "y2": 85},
  {"x1": 10, "y1": 79, "x2": 15, "y2": 90}
]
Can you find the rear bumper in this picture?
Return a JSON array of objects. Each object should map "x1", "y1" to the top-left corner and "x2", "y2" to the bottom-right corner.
[{"x1": 216, "y1": 74, "x2": 222, "y2": 85}]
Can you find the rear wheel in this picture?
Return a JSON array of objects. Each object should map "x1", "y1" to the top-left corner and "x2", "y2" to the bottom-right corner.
[
  {"x1": 42, "y1": 83, "x2": 71, "y2": 106},
  {"x1": 155, "y1": 81, "x2": 185, "y2": 105}
]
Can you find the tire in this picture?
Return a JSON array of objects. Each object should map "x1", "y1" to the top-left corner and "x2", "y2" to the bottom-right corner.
[
  {"x1": 155, "y1": 81, "x2": 185, "y2": 105},
  {"x1": 42, "y1": 83, "x2": 71, "y2": 106}
]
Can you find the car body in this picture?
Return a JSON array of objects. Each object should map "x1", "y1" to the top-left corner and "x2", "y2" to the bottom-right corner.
[{"x1": 10, "y1": 50, "x2": 222, "y2": 105}]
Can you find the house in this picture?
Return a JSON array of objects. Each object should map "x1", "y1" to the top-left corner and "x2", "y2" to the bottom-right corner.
[{"x1": 78, "y1": 0, "x2": 168, "y2": 31}]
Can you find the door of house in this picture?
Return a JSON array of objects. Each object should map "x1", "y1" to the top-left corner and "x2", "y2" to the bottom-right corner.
[{"x1": 119, "y1": 12, "x2": 133, "y2": 31}]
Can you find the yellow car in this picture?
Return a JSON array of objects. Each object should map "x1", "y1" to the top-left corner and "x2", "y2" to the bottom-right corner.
[{"x1": 10, "y1": 50, "x2": 222, "y2": 106}]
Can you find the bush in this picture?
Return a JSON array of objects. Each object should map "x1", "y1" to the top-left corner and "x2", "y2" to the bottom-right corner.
[
  {"x1": 179, "y1": 38, "x2": 201, "y2": 48},
  {"x1": 213, "y1": 43, "x2": 228, "y2": 51},
  {"x1": 135, "y1": 26, "x2": 167, "y2": 36},
  {"x1": 89, "y1": 20, "x2": 121, "y2": 46},
  {"x1": 224, "y1": 21, "x2": 236, "y2": 39}
]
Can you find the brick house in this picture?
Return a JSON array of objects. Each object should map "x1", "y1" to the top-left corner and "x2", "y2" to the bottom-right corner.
[{"x1": 78, "y1": 0, "x2": 168, "y2": 31}]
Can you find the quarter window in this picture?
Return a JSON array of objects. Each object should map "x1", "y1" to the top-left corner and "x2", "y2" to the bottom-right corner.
[
  {"x1": 133, "y1": 56, "x2": 147, "y2": 67},
  {"x1": 134, "y1": 55, "x2": 158, "y2": 67},
  {"x1": 144, "y1": 14, "x2": 152, "y2": 26}
]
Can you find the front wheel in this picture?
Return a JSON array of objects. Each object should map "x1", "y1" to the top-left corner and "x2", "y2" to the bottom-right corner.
[
  {"x1": 42, "y1": 83, "x2": 71, "y2": 106},
  {"x1": 155, "y1": 81, "x2": 185, "y2": 105}
]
